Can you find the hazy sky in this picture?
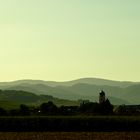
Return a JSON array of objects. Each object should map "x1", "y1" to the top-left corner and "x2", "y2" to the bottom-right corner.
[{"x1": 0, "y1": 0, "x2": 140, "y2": 82}]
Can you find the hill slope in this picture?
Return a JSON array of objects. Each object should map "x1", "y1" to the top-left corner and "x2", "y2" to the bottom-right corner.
[
  {"x1": 0, "y1": 78, "x2": 140, "y2": 105},
  {"x1": 0, "y1": 90, "x2": 79, "y2": 109}
]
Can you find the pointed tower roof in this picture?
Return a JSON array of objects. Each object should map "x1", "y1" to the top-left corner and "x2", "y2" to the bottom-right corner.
[{"x1": 99, "y1": 90, "x2": 105, "y2": 96}]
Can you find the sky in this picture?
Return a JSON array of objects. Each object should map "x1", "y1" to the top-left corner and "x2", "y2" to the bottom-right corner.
[{"x1": 0, "y1": 0, "x2": 140, "y2": 82}]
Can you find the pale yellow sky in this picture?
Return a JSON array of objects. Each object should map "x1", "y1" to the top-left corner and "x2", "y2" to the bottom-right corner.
[{"x1": 0, "y1": 0, "x2": 140, "y2": 82}]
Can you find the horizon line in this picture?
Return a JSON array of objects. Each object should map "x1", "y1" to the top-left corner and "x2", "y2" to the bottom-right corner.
[{"x1": 0, "y1": 77, "x2": 139, "y2": 83}]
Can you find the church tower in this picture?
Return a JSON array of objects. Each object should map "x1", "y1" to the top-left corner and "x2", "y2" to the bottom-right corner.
[{"x1": 99, "y1": 90, "x2": 105, "y2": 104}]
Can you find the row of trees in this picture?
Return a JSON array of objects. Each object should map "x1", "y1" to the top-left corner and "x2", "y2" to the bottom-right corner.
[{"x1": 0, "y1": 99, "x2": 114, "y2": 116}]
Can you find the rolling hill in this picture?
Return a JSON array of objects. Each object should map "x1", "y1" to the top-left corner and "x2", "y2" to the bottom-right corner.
[
  {"x1": 0, "y1": 78, "x2": 140, "y2": 105},
  {"x1": 0, "y1": 78, "x2": 139, "y2": 87},
  {"x1": 0, "y1": 90, "x2": 79, "y2": 109}
]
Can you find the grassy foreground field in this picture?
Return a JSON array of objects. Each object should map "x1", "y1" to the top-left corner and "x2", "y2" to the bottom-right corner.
[
  {"x1": 0, "y1": 116, "x2": 140, "y2": 131},
  {"x1": 0, "y1": 132, "x2": 140, "y2": 140}
]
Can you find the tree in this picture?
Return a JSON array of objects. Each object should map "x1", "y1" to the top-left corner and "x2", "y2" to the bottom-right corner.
[
  {"x1": 20, "y1": 104, "x2": 30, "y2": 116},
  {"x1": 0, "y1": 107, "x2": 7, "y2": 116},
  {"x1": 114, "y1": 105, "x2": 126, "y2": 115},
  {"x1": 40, "y1": 101, "x2": 58, "y2": 115}
]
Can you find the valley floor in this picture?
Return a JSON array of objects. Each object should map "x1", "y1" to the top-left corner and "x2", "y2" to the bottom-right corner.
[{"x1": 0, "y1": 132, "x2": 140, "y2": 140}]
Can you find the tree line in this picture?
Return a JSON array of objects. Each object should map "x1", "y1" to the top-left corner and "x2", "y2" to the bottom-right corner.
[{"x1": 0, "y1": 99, "x2": 114, "y2": 116}]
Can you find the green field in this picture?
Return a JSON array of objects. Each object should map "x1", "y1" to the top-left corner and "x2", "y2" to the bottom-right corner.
[
  {"x1": 0, "y1": 132, "x2": 139, "y2": 140},
  {"x1": 0, "y1": 116, "x2": 140, "y2": 131}
]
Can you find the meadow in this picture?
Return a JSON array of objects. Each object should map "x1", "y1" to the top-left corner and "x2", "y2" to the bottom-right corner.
[
  {"x1": 0, "y1": 116, "x2": 140, "y2": 132},
  {"x1": 0, "y1": 132, "x2": 140, "y2": 140}
]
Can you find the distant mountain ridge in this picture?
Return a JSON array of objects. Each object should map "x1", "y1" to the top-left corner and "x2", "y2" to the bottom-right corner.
[
  {"x1": 0, "y1": 78, "x2": 140, "y2": 105},
  {"x1": 0, "y1": 78, "x2": 139, "y2": 87}
]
